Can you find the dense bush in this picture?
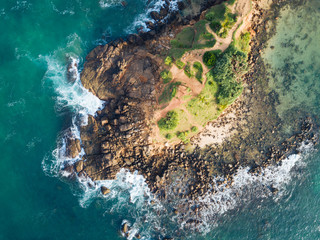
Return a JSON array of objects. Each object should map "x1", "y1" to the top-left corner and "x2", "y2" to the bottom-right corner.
[
  {"x1": 184, "y1": 62, "x2": 193, "y2": 78},
  {"x1": 158, "y1": 111, "x2": 179, "y2": 130},
  {"x1": 210, "y1": 44, "x2": 247, "y2": 105},
  {"x1": 164, "y1": 56, "x2": 173, "y2": 66},
  {"x1": 203, "y1": 51, "x2": 217, "y2": 67},
  {"x1": 209, "y1": 21, "x2": 222, "y2": 33}
]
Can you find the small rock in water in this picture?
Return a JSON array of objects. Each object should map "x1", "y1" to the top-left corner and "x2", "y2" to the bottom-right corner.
[
  {"x1": 121, "y1": 222, "x2": 129, "y2": 235},
  {"x1": 100, "y1": 186, "x2": 111, "y2": 195}
]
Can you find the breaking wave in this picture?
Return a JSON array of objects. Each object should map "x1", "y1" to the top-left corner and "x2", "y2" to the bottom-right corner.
[{"x1": 125, "y1": 0, "x2": 180, "y2": 33}]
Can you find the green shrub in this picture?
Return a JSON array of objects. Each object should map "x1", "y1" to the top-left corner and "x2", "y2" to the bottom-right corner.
[
  {"x1": 160, "y1": 70, "x2": 172, "y2": 84},
  {"x1": 184, "y1": 62, "x2": 193, "y2": 78},
  {"x1": 209, "y1": 21, "x2": 222, "y2": 33},
  {"x1": 165, "y1": 133, "x2": 173, "y2": 139},
  {"x1": 193, "y1": 62, "x2": 203, "y2": 83},
  {"x1": 191, "y1": 126, "x2": 198, "y2": 132},
  {"x1": 175, "y1": 59, "x2": 185, "y2": 69},
  {"x1": 158, "y1": 111, "x2": 179, "y2": 130},
  {"x1": 176, "y1": 130, "x2": 190, "y2": 143},
  {"x1": 203, "y1": 51, "x2": 217, "y2": 67},
  {"x1": 209, "y1": 44, "x2": 247, "y2": 106},
  {"x1": 164, "y1": 56, "x2": 173, "y2": 66}
]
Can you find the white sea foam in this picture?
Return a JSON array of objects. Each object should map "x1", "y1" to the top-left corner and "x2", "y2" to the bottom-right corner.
[
  {"x1": 41, "y1": 34, "x2": 104, "y2": 176},
  {"x1": 184, "y1": 142, "x2": 315, "y2": 234},
  {"x1": 11, "y1": 1, "x2": 32, "y2": 11},
  {"x1": 99, "y1": 0, "x2": 123, "y2": 8},
  {"x1": 42, "y1": 55, "x2": 104, "y2": 121},
  {"x1": 125, "y1": 0, "x2": 181, "y2": 33},
  {"x1": 76, "y1": 169, "x2": 163, "y2": 240}
]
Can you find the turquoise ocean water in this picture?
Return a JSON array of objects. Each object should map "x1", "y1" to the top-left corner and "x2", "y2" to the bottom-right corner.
[{"x1": 1, "y1": 0, "x2": 320, "y2": 239}]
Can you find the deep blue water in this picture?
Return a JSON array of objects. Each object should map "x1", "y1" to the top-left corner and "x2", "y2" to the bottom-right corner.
[{"x1": 1, "y1": 0, "x2": 320, "y2": 239}]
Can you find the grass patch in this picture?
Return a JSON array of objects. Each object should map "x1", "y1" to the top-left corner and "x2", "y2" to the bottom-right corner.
[
  {"x1": 168, "y1": 21, "x2": 216, "y2": 60},
  {"x1": 158, "y1": 110, "x2": 179, "y2": 130},
  {"x1": 175, "y1": 59, "x2": 185, "y2": 69},
  {"x1": 193, "y1": 62, "x2": 203, "y2": 83},
  {"x1": 168, "y1": 48, "x2": 187, "y2": 60},
  {"x1": 186, "y1": 78, "x2": 220, "y2": 126},
  {"x1": 170, "y1": 27, "x2": 195, "y2": 48},
  {"x1": 159, "y1": 82, "x2": 181, "y2": 104},
  {"x1": 160, "y1": 70, "x2": 172, "y2": 84},
  {"x1": 193, "y1": 20, "x2": 216, "y2": 49}
]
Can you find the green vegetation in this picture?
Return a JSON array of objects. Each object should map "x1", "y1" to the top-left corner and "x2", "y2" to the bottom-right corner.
[
  {"x1": 209, "y1": 43, "x2": 247, "y2": 106},
  {"x1": 177, "y1": 130, "x2": 190, "y2": 142},
  {"x1": 228, "y1": 0, "x2": 237, "y2": 5},
  {"x1": 160, "y1": 70, "x2": 172, "y2": 84},
  {"x1": 165, "y1": 133, "x2": 173, "y2": 139},
  {"x1": 184, "y1": 62, "x2": 193, "y2": 78},
  {"x1": 159, "y1": 82, "x2": 181, "y2": 104},
  {"x1": 186, "y1": 78, "x2": 220, "y2": 126},
  {"x1": 191, "y1": 126, "x2": 198, "y2": 132},
  {"x1": 175, "y1": 59, "x2": 185, "y2": 69},
  {"x1": 203, "y1": 50, "x2": 219, "y2": 67},
  {"x1": 193, "y1": 20, "x2": 216, "y2": 49},
  {"x1": 158, "y1": 1, "x2": 250, "y2": 143},
  {"x1": 170, "y1": 27, "x2": 195, "y2": 48},
  {"x1": 158, "y1": 110, "x2": 179, "y2": 130},
  {"x1": 205, "y1": 4, "x2": 237, "y2": 38},
  {"x1": 193, "y1": 62, "x2": 203, "y2": 83},
  {"x1": 186, "y1": 42, "x2": 248, "y2": 125},
  {"x1": 164, "y1": 56, "x2": 173, "y2": 66},
  {"x1": 234, "y1": 32, "x2": 251, "y2": 54},
  {"x1": 168, "y1": 21, "x2": 216, "y2": 59}
]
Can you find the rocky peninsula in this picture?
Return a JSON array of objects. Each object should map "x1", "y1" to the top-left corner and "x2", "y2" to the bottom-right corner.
[{"x1": 63, "y1": 0, "x2": 318, "y2": 233}]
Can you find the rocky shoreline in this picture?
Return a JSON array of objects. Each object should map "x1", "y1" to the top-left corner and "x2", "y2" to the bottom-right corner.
[{"x1": 63, "y1": 0, "x2": 318, "y2": 231}]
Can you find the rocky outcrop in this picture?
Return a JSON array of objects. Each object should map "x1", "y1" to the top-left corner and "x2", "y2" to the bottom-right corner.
[{"x1": 63, "y1": 0, "x2": 319, "y2": 206}]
